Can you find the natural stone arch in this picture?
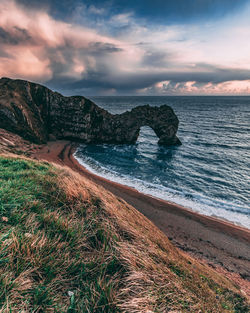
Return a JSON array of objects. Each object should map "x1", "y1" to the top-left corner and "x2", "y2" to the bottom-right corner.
[
  {"x1": 0, "y1": 77, "x2": 181, "y2": 146},
  {"x1": 109, "y1": 105, "x2": 182, "y2": 145}
]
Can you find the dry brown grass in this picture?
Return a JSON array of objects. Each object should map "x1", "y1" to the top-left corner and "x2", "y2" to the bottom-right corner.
[
  {"x1": 58, "y1": 165, "x2": 248, "y2": 312},
  {"x1": 0, "y1": 154, "x2": 248, "y2": 312}
]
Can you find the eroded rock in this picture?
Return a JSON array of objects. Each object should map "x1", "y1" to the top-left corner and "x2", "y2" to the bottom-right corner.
[{"x1": 0, "y1": 77, "x2": 181, "y2": 145}]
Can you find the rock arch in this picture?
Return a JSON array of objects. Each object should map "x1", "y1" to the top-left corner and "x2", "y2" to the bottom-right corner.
[
  {"x1": 108, "y1": 105, "x2": 181, "y2": 145},
  {"x1": 0, "y1": 78, "x2": 181, "y2": 146}
]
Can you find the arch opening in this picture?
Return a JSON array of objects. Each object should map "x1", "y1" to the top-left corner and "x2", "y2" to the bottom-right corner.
[{"x1": 137, "y1": 126, "x2": 159, "y2": 144}]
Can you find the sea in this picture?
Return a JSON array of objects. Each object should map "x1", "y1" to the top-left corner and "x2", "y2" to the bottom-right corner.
[{"x1": 74, "y1": 96, "x2": 250, "y2": 229}]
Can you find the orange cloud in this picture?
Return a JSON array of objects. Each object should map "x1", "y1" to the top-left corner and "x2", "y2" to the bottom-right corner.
[
  {"x1": 1, "y1": 0, "x2": 250, "y2": 94},
  {"x1": 0, "y1": 0, "x2": 136, "y2": 82},
  {"x1": 154, "y1": 80, "x2": 250, "y2": 95}
]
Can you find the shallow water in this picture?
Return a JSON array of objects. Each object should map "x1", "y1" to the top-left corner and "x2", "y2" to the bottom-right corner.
[{"x1": 75, "y1": 96, "x2": 250, "y2": 228}]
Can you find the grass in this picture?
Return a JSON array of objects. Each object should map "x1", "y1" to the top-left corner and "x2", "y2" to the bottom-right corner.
[{"x1": 0, "y1": 154, "x2": 248, "y2": 312}]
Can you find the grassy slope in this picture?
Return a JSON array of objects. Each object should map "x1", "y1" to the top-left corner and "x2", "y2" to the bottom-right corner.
[{"x1": 0, "y1": 155, "x2": 248, "y2": 312}]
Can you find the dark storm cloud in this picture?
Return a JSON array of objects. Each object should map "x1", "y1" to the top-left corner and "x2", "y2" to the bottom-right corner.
[
  {"x1": 142, "y1": 50, "x2": 174, "y2": 68},
  {"x1": 88, "y1": 42, "x2": 123, "y2": 53},
  {"x1": 1, "y1": 0, "x2": 250, "y2": 95},
  {"x1": 46, "y1": 64, "x2": 250, "y2": 94},
  {"x1": 0, "y1": 26, "x2": 31, "y2": 45},
  {"x1": 43, "y1": 41, "x2": 123, "y2": 81}
]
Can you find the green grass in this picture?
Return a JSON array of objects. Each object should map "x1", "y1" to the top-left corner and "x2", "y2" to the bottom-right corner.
[
  {"x1": 0, "y1": 156, "x2": 125, "y2": 312},
  {"x1": 0, "y1": 155, "x2": 248, "y2": 312}
]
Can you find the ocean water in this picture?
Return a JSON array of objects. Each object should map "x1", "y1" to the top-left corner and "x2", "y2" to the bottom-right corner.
[{"x1": 74, "y1": 96, "x2": 250, "y2": 229}]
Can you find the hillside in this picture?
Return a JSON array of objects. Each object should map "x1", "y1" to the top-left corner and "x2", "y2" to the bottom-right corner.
[{"x1": 0, "y1": 153, "x2": 248, "y2": 312}]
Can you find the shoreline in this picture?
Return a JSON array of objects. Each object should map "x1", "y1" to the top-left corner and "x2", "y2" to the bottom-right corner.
[
  {"x1": 74, "y1": 151, "x2": 249, "y2": 231},
  {"x1": 33, "y1": 140, "x2": 250, "y2": 295}
]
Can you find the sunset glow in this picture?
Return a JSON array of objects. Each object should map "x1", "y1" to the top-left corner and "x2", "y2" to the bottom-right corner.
[{"x1": 1, "y1": 0, "x2": 250, "y2": 95}]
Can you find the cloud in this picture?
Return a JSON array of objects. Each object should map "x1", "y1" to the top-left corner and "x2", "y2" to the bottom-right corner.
[
  {"x1": 142, "y1": 50, "x2": 174, "y2": 68},
  {"x1": 153, "y1": 80, "x2": 250, "y2": 95},
  {"x1": 88, "y1": 42, "x2": 123, "y2": 53},
  {"x1": 88, "y1": 5, "x2": 106, "y2": 15},
  {"x1": 0, "y1": 26, "x2": 31, "y2": 45},
  {"x1": 15, "y1": 0, "x2": 249, "y2": 24},
  {"x1": 0, "y1": 0, "x2": 131, "y2": 82},
  {"x1": 0, "y1": 0, "x2": 250, "y2": 95},
  {"x1": 48, "y1": 64, "x2": 250, "y2": 95}
]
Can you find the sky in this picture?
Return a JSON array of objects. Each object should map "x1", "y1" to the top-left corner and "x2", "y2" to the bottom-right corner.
[{"x1": 1, "y1": 0, "x2": 250, "y2": 95}]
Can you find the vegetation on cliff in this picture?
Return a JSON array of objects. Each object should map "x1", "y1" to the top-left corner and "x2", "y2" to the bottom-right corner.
[{"x1": 0, "y1": 154, "x2": 248, "y2": 312}]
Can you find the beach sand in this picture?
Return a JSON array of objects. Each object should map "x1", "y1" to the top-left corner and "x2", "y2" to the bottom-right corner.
[{"x1": 33, "y1": 140, "x2": 250, "y2": 296}]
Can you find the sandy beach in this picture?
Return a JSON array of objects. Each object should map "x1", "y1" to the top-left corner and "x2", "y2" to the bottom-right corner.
[{"x1": 33, "y1": 140, "x2": 250, "y2": 295}]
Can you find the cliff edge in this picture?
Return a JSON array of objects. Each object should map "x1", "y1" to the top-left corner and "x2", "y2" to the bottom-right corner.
[{"x1": 0, "y1": 77, "x2": 181, "y2": 145}]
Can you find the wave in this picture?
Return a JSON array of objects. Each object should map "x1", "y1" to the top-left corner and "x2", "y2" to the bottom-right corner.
[
  {"x1": 74, "y1": 150, "x2": 250, "y2": 229},
  {"x1": 74, "y1": 96, "x2": 250, "y2": 230}
]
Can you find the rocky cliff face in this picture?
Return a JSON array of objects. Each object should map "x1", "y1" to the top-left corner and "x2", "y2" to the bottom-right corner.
[{"x1": 0, "y1": 77, "x2": 181, "y2": 145}]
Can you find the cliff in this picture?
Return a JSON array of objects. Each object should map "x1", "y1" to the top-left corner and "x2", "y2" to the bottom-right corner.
[{"x1": 0, "y1": 77, "x2": 181, "y2": 145}]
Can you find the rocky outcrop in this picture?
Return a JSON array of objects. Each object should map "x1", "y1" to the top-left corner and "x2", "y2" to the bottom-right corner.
[{"x1": 0, "y1": 77, "x2": 181, "y2": 145}]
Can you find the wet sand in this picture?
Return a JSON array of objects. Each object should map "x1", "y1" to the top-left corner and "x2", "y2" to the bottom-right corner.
[{"x1": 33, "y1": 140, "x2": 250, "y2": 295}]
